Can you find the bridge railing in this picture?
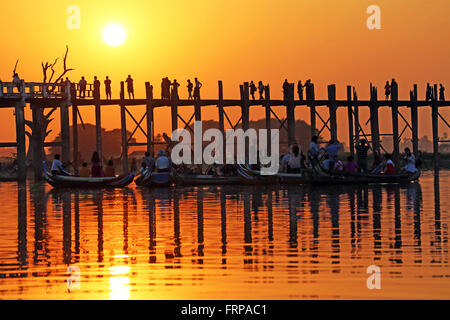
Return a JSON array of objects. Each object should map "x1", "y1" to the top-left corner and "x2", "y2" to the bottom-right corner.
[{"x1": 0, "y1": 81, "x2": 71, "y2": 99}]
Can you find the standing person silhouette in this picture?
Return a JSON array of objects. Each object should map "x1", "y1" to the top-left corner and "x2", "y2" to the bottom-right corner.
[
  {"x1": 93, "y1": 76, "x2": 101, "y2": 100},
  {"x1": 297, "y1": 80, "x2": 304, "y2": 100},
  {"x1": 426, "y1": 83, "x2": 432, "y2": 101},
  {"x1": 282, "y1": 79, "x2": 290, "y2": 101},
  {"x1": 384, "y1": 81, "x2": 391, "y2": 100},
  {"x1": 194, "y1": 78, "x2": 202, "y2": 100},
  {"x1": 126, "y1": 75, "x2": 134, "y2": 99},
  {"x1": 258, "y1": 81, "x2": 264, "y2": 100},
  {"x1": 187, "y1": 80, "x2": 193, "y2": 100},
  {"x1": 78, "y1": 76, "x2": 87, "y2": 98},
  {"x1": 390, "y1": 78, "x2": 398, "y2": 99},
  {"x1": 12, "y1": 72, "x2": 21, "y2": 92},
  {"x1": 439, "y1": 84, "x2": 445, "y2": 101},
  {"x1": 104, "y1": 76, "x2": 112, "y2": 100},
  {"x1": 171, "y1": 79, "x2": 180, "y2": 100},
  {"x1": 249, "y1": 81, "x2": 257, "y2": 100}
]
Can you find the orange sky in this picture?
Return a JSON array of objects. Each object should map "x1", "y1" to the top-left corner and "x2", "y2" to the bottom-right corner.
[{"x1": 0, "y1": 0, "x2": 449, "y2": 146}]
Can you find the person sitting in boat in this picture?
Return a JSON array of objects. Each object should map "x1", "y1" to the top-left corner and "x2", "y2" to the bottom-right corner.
[
  {"x1": 91, "y1": 152, "x2": 105, "y2": 177},
  {"x1": 402, "y1": 148, "x2": 418, "y2": 173},
  {"x1": 308, "y1": 136, "x2": 321, "y2": 167},
  {"x1": 344, "y1": 155, "x2": 359, "y2": 174},
  {"x1": 155, "y1": 150, "x2": 171, "y2": 172},
  {"x1": 321, "y1": 154, "x2": 333, "y2": 173},
  {"x1": 324, "y1": 140, "x2": 343, "y2": 164},
  {"x1": 105, "y1": 159, "x2": 115, "y2": 177},
  {"x1": 51, "y1": 154, "x2": 71, "y2": 176},
  {"x1": 79, "y1": 162, "x2": 90, "y2": 177},
  {"x1": 370, "y1": 150, "x2": 382, "y2": 174},
  {"x1": 333, "y1": 155, "x2": 344, "y2": 172},
  {"x1": 287, "y1": 145, "x2": 302, "y2": 173},
  {"x1": 355, "y1": 139, "x2": 370, "y2": 173},
  {"x1": 280, "y1": 144, "x2": 293, "y2": 172},
  {"x1": 142, "y1": 152, "x2": 155, "y2": 172},
  {"x1": 383, "y1": 153, "x2": 396, "y2": 174}
]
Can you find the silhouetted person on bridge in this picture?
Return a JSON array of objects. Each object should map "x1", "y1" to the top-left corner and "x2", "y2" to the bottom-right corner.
[
  {"x1": 258, "y1": 81, "x2": 264, "y2": 100},
  {"x1": 390, "y1": 78, "x2": 398, "y2": 99},
  {"x1": 297, "y1": 80, "x2": 304, "y2": 100},
  {"x1": 304, "y1": 79, "x2": 313, "y2": 100},
  {"x1": 384, "y1": 81, "x2": 391, "y2": 100},
  {"x1": 161, "y1": 77, "x2": 171, "y2": 100},
  {"x1": 194, "y1": 78, "x2": 202, "y2": 100},
  {"x1": 426, "y1": 83, "x2": 432, "y2": 101},
  {"x1": 104, "y1": 76, "x2": 112, "y2": 100},
  {"x1": 282, "y1": 79, "x2": 290, "y2": 100},
  {"x1": 78, "y1": 76, "x2": 87, "y2": 98},
  {"x1": 93, "y1": 76, "x2": 101, "y2": 100},
  {"x1": 12, "y1": 73, "x2": 21, "y2": 92},
  {"x1": 187, "y1": 80, "x2": 193, "y2": 100},
  {"x1": 439, "y1": 84, "x2": 445, "y2": 101},
  {"x1": 249, "y1": 81, "x2": 257, "y2": 100},
  {"x1": 126, "y1": 75, "x2": 134, "y2": 99},
  {"x1": 171, "y1": 79, "x2": 180, "y2": 100}
]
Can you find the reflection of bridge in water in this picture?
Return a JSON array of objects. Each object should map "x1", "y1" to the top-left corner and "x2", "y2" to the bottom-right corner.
[
  {"x1": 9, "y1": 178, "x2": 447, "y2": 284},
  {"x1": 1, "y1": 80, "x2": 450, "y2": 180}
]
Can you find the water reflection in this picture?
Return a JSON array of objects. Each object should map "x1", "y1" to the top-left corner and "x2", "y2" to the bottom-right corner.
[{"x1": 0, "y1": 174, "x2": 449, "y2": 299}]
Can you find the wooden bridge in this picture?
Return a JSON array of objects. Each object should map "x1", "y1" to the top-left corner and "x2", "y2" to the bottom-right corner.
[{"x1": 0, "y1": 79, "x2": 449, "y2": 181}]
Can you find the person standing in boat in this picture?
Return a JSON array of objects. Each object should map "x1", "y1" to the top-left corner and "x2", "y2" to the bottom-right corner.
[
  {"x1": 51, "y1": 154, "x2": 71, "y2": 176},
  {"x1": 402, "y1": 148, "x2": 418, "y2": 173},
  {"x1": 91, "y1": 152, "x2": 104, "y2": 177},
  {"x1": 355, "y1": 139, "x2": 370, "y2": 173},
  {"x1": 155, "y1": 150, "x2": 171, "y2": 172}
]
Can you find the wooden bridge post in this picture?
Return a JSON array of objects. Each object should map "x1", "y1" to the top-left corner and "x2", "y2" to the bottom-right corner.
[
  {"x1": 309, "y1": 84, "x2": 316, "y2": 138},
  {"x1": 171, "y1": 91, "x2": 178, "y2": 134},
  {"x1": 369, "y1": 84, "x2": 380, "y2": 152},
  {"x1": 264, "y1": 85, "x2": 271, "y2": 154},
  {"x1": 353, "y1": 87, "x2": 360, "y2": 145},
  {"x1": 347, "y1": 85, "x2": 354, "y2": 156},
  {"x1": 432, "y1": 84, "x2": 439, "y2": 174},
  {"x1": 328, "y1": 84, "x2": 338, "y2": 142},
  {"x1": 60, "y1": 87, "x2": 71, "y2": 165},
  {"x1": 120, "y1": 82, "x2": 128, "y2": 174},
  {"x1": 287, "y1": 83, "x2": 296, "y2": 144},
  {"x1": 411, "y1": 84, "x2": 419, "y2": 155},
  {"x1": 391, "y1": 81, "x2": 400, "y2": 164},
  {"x1": 145, "y1": 82, "x2": 154, "y2": 156},
  {"x1": 94, "y1": 96, "x2": 102, "y2": 160},
  {"x1": 218, "y1": 81, "x2": 225, "y2": 158},
  {"x1": 31, "y1": 104, "x2": 44, "y2": 180},
  {"x1": 15, "y1": 102, "x2": 26, "y2": 181},
  {"x1": 241, "y1": 82, "x2": 250, "y2": 131}
]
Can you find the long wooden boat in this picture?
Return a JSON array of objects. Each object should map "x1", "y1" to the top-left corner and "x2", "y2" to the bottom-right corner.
[
  {"x1": 135, "y1": 168, "x2": 173, "y2": 187},
  {"x1": 43, "y1": 162, "x2": 134, "y2": 189},
  {"x1": 237, "y1": 164, "x2": 421, "y2": 185},
  {"x1": 173, "y1": 172, "x2": 241, "y2": 186}
]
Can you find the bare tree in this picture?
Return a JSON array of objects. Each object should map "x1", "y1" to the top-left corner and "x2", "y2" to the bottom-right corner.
[{"x1": 24, "y1": 46, "x2": 74, "y2": 177}]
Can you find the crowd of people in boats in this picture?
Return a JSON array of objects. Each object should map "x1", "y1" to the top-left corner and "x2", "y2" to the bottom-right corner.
[{"x1": 50, "y1": 135, "x2": 421, "y2": 179}]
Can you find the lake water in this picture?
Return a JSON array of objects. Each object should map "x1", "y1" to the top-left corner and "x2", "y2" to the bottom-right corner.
[{"x1": 0, "y1": 171, "x2": 449, "y2": 299}]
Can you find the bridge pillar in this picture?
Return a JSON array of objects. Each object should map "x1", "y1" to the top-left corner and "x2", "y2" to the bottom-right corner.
[
  {"x1": 369, "y1": 84, "x2": 380, "y2": 153},
  {"x1": 391, "y1": 81, "x2": 400, "y2": 165},
  {"x1": 347, "y1": 85, "x2": 354, "y2": 156},
  {"x1": 287, "y1": 83, "x2": 296, "y2": 144},
  {"x1": 264, "y1": 85, "x2": 271, "y2": 155},
  {"x1": 218, "y1": 81, "x2": 225, "y2": 159},
  {"x1": 120, "y1": 82, "x2": 128, "y2": 174},
  {"x1": 145, "y1": 82, "x2": 154, "y2": 156},
  {"x1": 328, "y1": 84, "x2": 338, "y2": 142},
  {"x1": 410, "y1": 84, "x2": 419, "y2": 156},
  {"x1": 15, "y1": 102, "x2": 26, "y2": 181},
  {"x1": 432, "y1": 84, "x2": 439, "y2": 174},
  {"x1": 31, "y1": 104, "x2": 44, "y2": 180}
]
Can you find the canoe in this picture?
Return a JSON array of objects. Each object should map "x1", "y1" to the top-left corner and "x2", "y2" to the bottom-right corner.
[
  {"x1": 174, "y1": 173, "x2": 241, "y2": 186},
  {"x1": 43, "y1": 162, "x2": 134, "y2": 189},
  {"x1": 135, "y1": 168, "x2": 173, "y2": 187},
  {"x1": 237, "y1": 163, "x2": 421, "y2": 185}
]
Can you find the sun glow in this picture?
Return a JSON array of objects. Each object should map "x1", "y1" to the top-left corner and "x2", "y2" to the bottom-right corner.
[{"x1": 102, "y1": 24, "x2": 126, "y2": 47}]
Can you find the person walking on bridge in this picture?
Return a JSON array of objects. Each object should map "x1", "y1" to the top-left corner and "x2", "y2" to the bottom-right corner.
[
  {"x1": 78, "y1": 76, "x2": 87, "y2": 98},
  {"x1": 93, "y1": 76, "x2": 101, "y2": 100},
  {"x1": 439, "y1": 84, "x2": 445, "y2": 101},
  {"x1": 194, "y1": 78, "x2": 202, "y2": 100},
  {"x1": 297, "y1": 80, "x2": 304, "y2": 100},
  {"x1": 187, "y1": 80, "x2": 193, "y2": 100},
  {"x1": 126, "y1": 75, "x2": 134, "y2": 99},
  {"x1": 171, "y1": 79, "x2": 180, "y2": 100},
  {"x1": 104, "y1": 76, "x2": 112, "y2": 100},
  {"x1": 249, "y1": 81, "x2": 257, "y2": 100},
  {"x1": 384, "y1": 81, "x2": 391, "y2": 100},
  {"x1": 258, "y1": 81, "x2": 264, "y2": 100}
]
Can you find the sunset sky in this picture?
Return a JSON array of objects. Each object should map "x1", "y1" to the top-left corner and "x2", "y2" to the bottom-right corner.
[{"x1": 0, "y1": 0, "x2": 449, "y2": 146}]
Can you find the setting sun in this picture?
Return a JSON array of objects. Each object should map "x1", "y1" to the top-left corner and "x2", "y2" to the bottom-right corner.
[{"x1": 102, "y1": 24, "x2": 126, "y2": 47}]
